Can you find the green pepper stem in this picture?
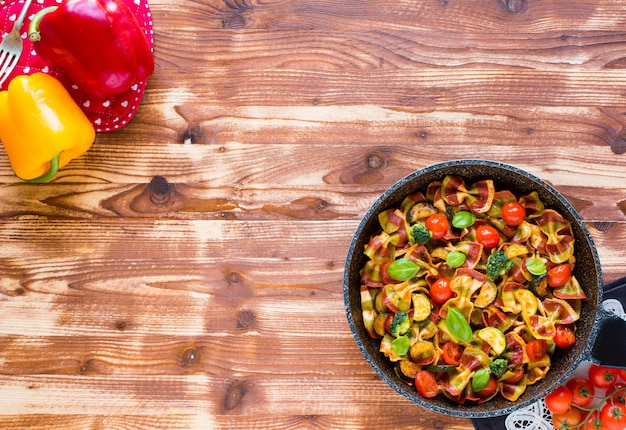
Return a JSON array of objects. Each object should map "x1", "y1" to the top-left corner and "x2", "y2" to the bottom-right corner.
[
  {"x1": 22, "y1": 153, "x2": 61, "y2": 183},
  {"x1": 28, "y1": 6, "x2": 58, "y2": 42}
]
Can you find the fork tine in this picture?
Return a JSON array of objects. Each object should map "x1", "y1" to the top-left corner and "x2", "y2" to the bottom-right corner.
[{"x1": 0, "y1": 54, "x2": 18, "y2": 86}]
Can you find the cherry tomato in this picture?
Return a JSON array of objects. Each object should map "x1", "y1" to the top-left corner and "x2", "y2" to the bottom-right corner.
[
  {"x1": 584, "y1": 410, "x2": 606, "y2": 430},
  {"x1": 475, "y1": 225, "x2": 500, "y2": 249},
  {"x1": 553, "y1": 406, "x2": 582, "y2": 430},
  {"x1": 547, "y1": 264, "x2": 572, "y2": 288},
  {"x1": 611, "y1": 384, "x2": 626, "y2": 406},
  {"x1": 565, "y1": 377, "x2": 595, "y2": 407},
  {"x1": 545, "y1": 385, "x2": 573, "y2": 414},
  {"x1": 430, "y1": 277, "x2": 453, "y2": 305},
  {"x1": 554, "y1": 324, "x2": 576, "y2": 348},
  {"x1": 526, "y1": 339, "x2": 548, "y2": 362},
  {"x1": 600, "y1": 400, "x2": 626, "y2": 430},
  {"x1": 475, "y1": 375, "x2": 498, "y2": 397},
  {"x1": 425, "y1": 213, "x2": 450, "y2": 240},
  {"x1": 501, "y1": 201, "x2": 525, "y2": 226},
  {"x1": 415, "y1": 370, "x2": 439, "y2": 398},
  {"x1": 617, "y1": 368, "x2": 626, "y2": 383},
  {"x1": 589, "y1": 364, "x2": 618, "y2": 389},
  {"x1": 441, "y1": 341, "x2": 462, "y2": 366}
]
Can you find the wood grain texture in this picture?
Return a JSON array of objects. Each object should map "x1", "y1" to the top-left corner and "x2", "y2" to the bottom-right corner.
[{"x1": 1, "y1": 0, "x2": 626, "y2": 429}]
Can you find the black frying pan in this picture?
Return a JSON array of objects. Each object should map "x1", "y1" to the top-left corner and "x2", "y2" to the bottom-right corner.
[{"x1": 343, "y1": 160, "x2": 626, "y2": 418}]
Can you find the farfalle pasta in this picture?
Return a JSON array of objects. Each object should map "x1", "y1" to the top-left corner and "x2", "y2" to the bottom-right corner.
[{"x1": 359, "y1": 175, "x2": 586, "y2": 404}]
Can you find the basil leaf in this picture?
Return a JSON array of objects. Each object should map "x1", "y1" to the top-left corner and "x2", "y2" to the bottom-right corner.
[
  {"x1": 452, "y1": 211, "x2": 476, "y2": 229},
  {"x1": 472, "y1": 368, "x2": 491, "y2": 392},
  {"x1": 526, "y1": 257, "x2": 547, "y2": 276},
  {"x1": 445, "y1": 307, "x2": 472, "y2": 343},
  {"x1": 387, "y1": 258, "x2": 420, "y2": 281},
  {"x1": 446, "y1": 251, "x2": 466, "y2": 268},
  {"x1": 391, "y1": 335, "x2": 410, "y2": 356}
]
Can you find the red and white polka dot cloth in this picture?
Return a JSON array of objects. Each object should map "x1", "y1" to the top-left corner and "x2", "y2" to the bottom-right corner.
[{"x1": 0, "y1": 0, "x2": 154, "y2": 132}]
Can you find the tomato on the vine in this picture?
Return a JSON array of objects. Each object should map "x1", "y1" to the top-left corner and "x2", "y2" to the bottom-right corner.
[
  {"x1": 554, "y1": 324, "x2": 576, "y2": 348},
  {"x1": 552, "y1": 406, "x2": 583, "y2": 429},
  {"x1": 430, "y1": 277, "x2": 453, "y2": 305},
  {"x1": 545, "y1": 385, "x2": 573, "y2": 414},
  {"x1": 547, "y1": 263, "x2": 572, "y2": 288},
  {"x1": 425, "y1": 213, "x2": 449, "y2": 240},
  {"x1": 415, "y1": 370, "x2": 439, "y2": 398},
  {"x1": 441, "y1": 341, "x2": 462, "y2": 366},
  {"x1": 501, "y1": 201, "x2": 525, "y2": 226},
  {"x1": 476, "y1": 224, "x2": 500, "y2": 248},
  {"x1": 526, "y1": 339, "x2": 548, "y2": 361},
  {"x1": 611, "y1": 384, "x2": 626, "y2": 406},
  {"x1": 589, "y1": 364, "x2": 618, "y2": 389},
  {"x1": 583, "y1": 410, "x2": 606, "y2": 430},
  {"x1": 600, "y1": 400, "x2": 626, "y2": 430},
  {"x1": 566, "y1": 377, "x2": 595, "y2": 407}
]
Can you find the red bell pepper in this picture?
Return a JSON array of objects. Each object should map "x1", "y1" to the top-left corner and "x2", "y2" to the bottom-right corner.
[{"x1": 28, "y1": 0, "x2": 154, "y2": 99}]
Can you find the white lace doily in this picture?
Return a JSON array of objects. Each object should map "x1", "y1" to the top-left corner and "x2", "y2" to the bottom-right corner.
[{"x1": 505, "y1": 399, "x2": 553, "y2": 430}]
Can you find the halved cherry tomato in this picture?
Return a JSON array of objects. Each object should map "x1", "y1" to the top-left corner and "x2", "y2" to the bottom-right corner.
[
  {"x1": 547, "y1": 264, "x2": 572, "y2": 288},
  {"x1": 554, "y1": 324, "x2": 576, "y2": 348},
  {"x1": 526, "y1": 339, "x2": 548, "y2": 361},
  {"x1": 545, "y1": 385, "x2": 573, "y2": 414},
  {"x1": 441, "y1": 341, "x2": 462, "y2": 366},
  {"x1": 589, "y1": 364, "x2": 618, "y2": 389},
  {"x1": 430, "y1": 277, "x2": 453, "y2": 304},
  {"x1": 566, "y1": 377, "x2": 595, "y2": 407},
  {"x1": 425, "y1": 213, "x2": 450, "y2": 240},
  {"x1": 600, "y1": 400, "x2": 626, "y2": 430},
  {"x1": 553, "y1": 406, "x2": 582, "y2": 430},
  {"x1": 501, "y1": 201, "x2": 525, "y2": 226},
  {"x1": 415, "y1": 370, "x2": 439, "y2": 398},
  {"x1": 475, "y1": 375, "x2": 498, "y2": 397},
  {"x1": 476, "y1": 225, "x2": 500, "y2": 248}
]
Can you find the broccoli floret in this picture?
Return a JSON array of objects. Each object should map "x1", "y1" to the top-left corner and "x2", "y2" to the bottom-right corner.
[
  {"x1": 486, "y1": 250, "x2": 514, "y2": 281},
  {"x1": 489, "y1": 358, "x2": 508, "y2": 379},
  {"x1": 408, "y1": 223, "x2": 431, "y2": 245},
  {"x1": 389, "y1": 311, "x2": 411, "y2": 337}
]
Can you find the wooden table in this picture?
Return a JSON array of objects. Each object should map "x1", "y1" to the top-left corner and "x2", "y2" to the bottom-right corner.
[{"x1": 1, "y1": 0, "x2": 626, "y2": 428}]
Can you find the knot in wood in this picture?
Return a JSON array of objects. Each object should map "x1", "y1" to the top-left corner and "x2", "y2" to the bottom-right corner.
[
  {"x1": 182, "y1": 348, "x2": 199, "y2": 365},
  {"x1": 149, "y1": 176, "x2": 173, "y2": 205},
  {"x1": 237, "y1": 309, "x2": 256, "y2": 329},
  {"x1": 367, "y1": 153, "x2": 386, "y2": 170},
  {"x1": 182, "y1": 125, "x2": 202, "y2": 145},
  {"x1": 227, "y1": 272, "x2": 242, "y2": 284},
  {"x1": 499, "y1": 0, "x2": 525, "y2": 13},
  {"x1": 224, "y1": 381, "x2": 248, "y2": 410},
  {"x1": 116, "y1": 321, "x2": 127, "y2": 331}
]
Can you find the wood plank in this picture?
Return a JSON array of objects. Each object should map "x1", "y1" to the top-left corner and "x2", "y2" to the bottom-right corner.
[{"x1": 152, "y1": 0, "x2": 626, "y2": 33}]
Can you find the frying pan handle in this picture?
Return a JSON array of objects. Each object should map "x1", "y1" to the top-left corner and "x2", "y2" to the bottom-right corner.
[{"x1": 589, "y1": 300, "x2": 626, "y2": 369}]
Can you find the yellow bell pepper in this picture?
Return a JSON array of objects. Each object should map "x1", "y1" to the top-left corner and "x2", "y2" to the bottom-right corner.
[{"x1": 0, "y1": 73, "x2": 95, "y2": 182}]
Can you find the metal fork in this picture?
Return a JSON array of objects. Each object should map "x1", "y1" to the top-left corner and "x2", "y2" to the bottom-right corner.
[{"x1": 0, "y1": 0, "x2": 34, "y2": 87}]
